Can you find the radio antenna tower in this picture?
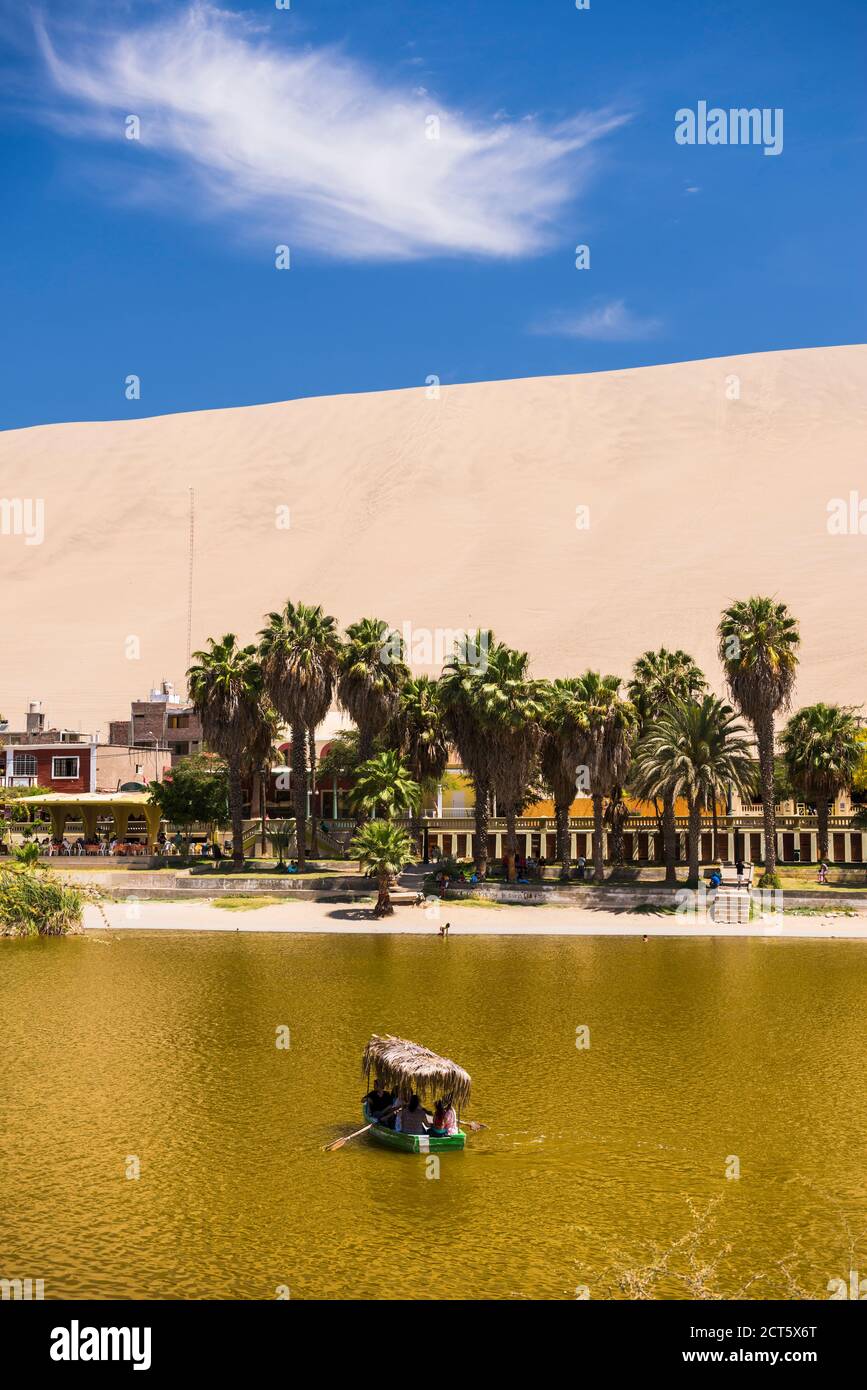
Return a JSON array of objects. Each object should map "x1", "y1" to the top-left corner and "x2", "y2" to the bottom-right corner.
[{"x1": 186, "y1": 487, "x2": 195, "y2": 690}]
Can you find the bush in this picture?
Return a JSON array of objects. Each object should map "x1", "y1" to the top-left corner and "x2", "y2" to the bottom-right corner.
[
  {"x1": 758, "y1": 870, "x2": 782, "y2": 890},
  {"x1": 0, "y1": 867, "x2": 84, "y2": 937},
  {"x1": 432, "y1": 856, "x2": 468, "y2": 880}
]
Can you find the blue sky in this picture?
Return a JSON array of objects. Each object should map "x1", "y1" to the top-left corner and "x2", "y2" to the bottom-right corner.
[{"x1": 0, "y1": 0, "x2": 864, "y2": 428}]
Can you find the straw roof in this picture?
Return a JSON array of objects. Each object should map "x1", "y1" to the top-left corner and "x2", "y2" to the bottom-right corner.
[{"x1": 362, "y1": 1034, "x2": 472, "y2": 1107}]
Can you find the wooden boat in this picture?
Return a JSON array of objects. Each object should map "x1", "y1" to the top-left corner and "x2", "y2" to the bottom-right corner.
[{"x1": 361, "y1": 1034, "x2": 472, "y2": 1154}]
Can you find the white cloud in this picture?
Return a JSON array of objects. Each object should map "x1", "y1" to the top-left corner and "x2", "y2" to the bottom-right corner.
[
  {"x1": 34, "y1": 3, "x2": 630, "y2": 261},
  {"x1": 531, "y1": 299, "x2": 661, "y2": 341}
]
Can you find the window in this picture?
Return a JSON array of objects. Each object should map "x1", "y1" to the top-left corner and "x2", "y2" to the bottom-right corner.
[
  {"x1": 52, "y1": 756, "x2": 80, "y2": 779},
  {"x1": 13, "y1": 753, "x2": 37, "y2": 777}
]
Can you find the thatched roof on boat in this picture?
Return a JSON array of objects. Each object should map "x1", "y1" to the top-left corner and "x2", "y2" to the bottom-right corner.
[{"x1": 362, "y1": 1034, "x2": 472, "y2": 1107}]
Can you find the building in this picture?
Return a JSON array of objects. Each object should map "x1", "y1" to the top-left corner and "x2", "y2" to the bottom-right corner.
[
  {"x1": 0, "y1": 701, "x2": 98, "y2": 794},
  {"x1": 109, "y1": 681, "x2": 203, "y2": 762},
  {"x1": 0, "y1": 701, "x2": 170, "y2": 796},
  {"x1": 423, "y1": 756, "x2": 866, "y2": 866}
]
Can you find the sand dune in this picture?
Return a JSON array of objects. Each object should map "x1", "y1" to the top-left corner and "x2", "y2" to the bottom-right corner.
[{"x1": 1, "y1": 346, "x2": 865, "y2": 733}]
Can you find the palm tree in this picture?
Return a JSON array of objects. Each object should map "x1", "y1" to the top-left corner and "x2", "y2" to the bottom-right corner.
[
  {"x1": 440, "y1": 631, "x2": 495, "y2": 879},
  {"x1": 350, "y1": 750, "x2": 420, "y2": 821},
  {"x1": 718, "y1": 597, "x2": 800, "y2": 883},
  {"x1": 475, "y1": 642, "x2": 547, "y2": 882},
  {"x1": 393, "y1": 675, "x2": 448, "y2": 856},
  {"x1": 259, "y1": 601, "x2": 341, "y2": 871},
  {"x1": 574, "y1": 672, "x2": 638, "y2": 884},
  {"x1": 603, "y1": 785, "x2": 630, "y2": 869},
  {"x1": 540, "y1": 679, "x2": 591, "y2": 880},
  {"x1": 632, "y1": 696, "x2": 755, "y2": 888},
  {"x1": 187, "y1": 635, "x2": 269, "y2": 868},
  {"x1": 628, "y1": 648, "x2": 707, "y2": 884},
  {"x1": 781, "y1": 703, "x2": 864, "y2": 861},
  {"x1": 338, "y1": 618, "x2": 408, "y2": 828},
  {"x1": 349, "y1": 820, "x2": 414, "y2": 916}
]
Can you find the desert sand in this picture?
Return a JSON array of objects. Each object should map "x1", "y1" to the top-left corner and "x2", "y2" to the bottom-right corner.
[
  {"x1": 1, "y1": 345, "x2": 865, "y2": 732},
  {"x1": 81, "y1": 898, "x2": 867, "y2": 939}
]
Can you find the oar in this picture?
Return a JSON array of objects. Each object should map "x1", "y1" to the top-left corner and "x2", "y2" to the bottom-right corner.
[
  {"x1": 325, "y1": 1104, "x2": 405, "y2": 1152},
  {"x1": 324, "y1": 1121, "x2": 377, "y2": 1152},
  {"x1": 461, "y1": 1120, "x2": 487, "y2": 1132}
]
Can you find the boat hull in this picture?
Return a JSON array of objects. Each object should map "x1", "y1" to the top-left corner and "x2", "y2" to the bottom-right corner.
[{"x1": 363, "y1": 1105, "x2": 466, "y2": 1152}]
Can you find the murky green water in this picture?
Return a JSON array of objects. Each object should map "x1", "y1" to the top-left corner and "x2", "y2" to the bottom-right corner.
[{"x1": 1, "y1": 930, "x2": 865, "y2": 1300}]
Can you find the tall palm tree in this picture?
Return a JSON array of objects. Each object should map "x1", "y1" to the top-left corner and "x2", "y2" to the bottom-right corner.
[
  {"x1": 574, "y1": 672, "x2": 638, "y2": 884},
  {"x1": 349, "y1": 750, "x2": 420, "y2": 821},
  {"x1": 540, "y1": 679, "x2": 591, "y2": 880},
  {"x1": 187, "y1": 635, "x2": 269, "y2": 868},
  {"x1": 349, "y1": 820, "x2": 414, "y2": 916},
  {"x1": 628, "y1": 648, "x2": 707, "y2": 884},
  {"x1": 603, "y1": 785, "x2": 630, "y2": 869},
  {"x1": 632, "y1": 696, "x2": 755, "y2": 888},
  {"x1": 338, "y1": 619, "x2": 408, "y2": 828},
  {"x1": 476, "y1": 643, "x2": 547, "y2": 882},
  {"x1": 440, "y1": 631, "x2": 495, "y2": 878},
  {"x1": 259, "y1": 601, "x2": 341, "y2": 871},
  {"x1": 718, "y1": 597, "x2": 800, "y2": 883},
  {"x1": 393, "y1": 675, "x2": 449, "y2": 856},
  {"x1": 781, "y1": 703, "x2": 864, "y2": 861}
]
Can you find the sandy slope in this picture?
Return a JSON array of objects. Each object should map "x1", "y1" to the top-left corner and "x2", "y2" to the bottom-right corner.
[{"x1": 1, "y1": 346, "x2": 865, "y2": 732}]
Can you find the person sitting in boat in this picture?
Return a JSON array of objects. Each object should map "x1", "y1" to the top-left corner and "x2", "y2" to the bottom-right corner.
[
  {"x1": 428, "y1": 1099, "x2": 458, "y2": 1137},
  {"x1": 395, "y1": 1094, "x2": 430, "y2": 1135},
  {"x1": 363, "y1": 1076, "x2": 397, "y2": 1128}
]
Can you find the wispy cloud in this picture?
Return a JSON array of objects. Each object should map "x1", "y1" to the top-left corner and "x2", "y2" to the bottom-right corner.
[
  {"x1": 33, "y1": 2, "x2": 630, "y2": 261},
  {"x1": 531, "y1": 299, "x2": 662, "y2": 341}
]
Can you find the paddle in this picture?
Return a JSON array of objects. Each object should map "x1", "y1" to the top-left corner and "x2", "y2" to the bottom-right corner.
[{"x1": 324, "y1": 1121, "x2": 377, "y2": 1152}]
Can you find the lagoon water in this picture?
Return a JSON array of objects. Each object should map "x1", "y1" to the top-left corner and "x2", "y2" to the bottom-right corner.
[{"x1": 2, "y1": 930, "x2": 865, "y2": 1300}]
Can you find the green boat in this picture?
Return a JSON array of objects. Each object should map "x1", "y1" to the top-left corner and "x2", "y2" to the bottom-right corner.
[
  {"x1": 361, "y1": 1033, "x2": 472, "y2": 1154},
  {"x1": 362, "y1": 1102, "x2": 466, "y2": 1152}
]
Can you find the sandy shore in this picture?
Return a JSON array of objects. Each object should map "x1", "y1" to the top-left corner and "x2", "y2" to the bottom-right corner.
[{"x1": 83, "y1": 899, "x2": 867, "y2": 939}]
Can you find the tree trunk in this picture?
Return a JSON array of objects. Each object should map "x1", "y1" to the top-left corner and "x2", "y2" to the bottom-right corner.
[
  {"x1": 662, "y1": 792, "x2": 677, "y2": 886},
  {"x1": 610, "y1": 806, "x2": 625, "y2": 868},
  {"x1": 687, "y1": 799, "x2": 701, "y2": 889},
  {"x1": 556, "y1": 797, "x2": 571, "y2": 880},
  {"x1": 817, "y1": 795, "x2": 830, "y2": 862},
  {"x1": 355, "y1": 728, "x2": 373, "y2": 827},
  {"x1": 756, "y1": 708, "x2": 777, "y2": 876},
  {"x1": 308, "y1": 725, "x2": 319, "y2": 858},
  {"x1": 291, "y1": 724, "x2": 307, "y2": 871},
  {"x1": 260, "y1": 766, "x2": 268, "y2": 857},
  {"x1": 473, "y1": 775, "x2": 489, "y2": 879},
  {"x1": 375, "y1": 870, "x2": 392, "y2": 916},
  {"x1": 505, "y1": 806, "x2": 517, "y2": 882},
  {"x1": 592, "y1": 793, "x2": 605, "y2": 883},
  {"x1": 228, "y1": 762, "x2": 245, "y2": 869}
]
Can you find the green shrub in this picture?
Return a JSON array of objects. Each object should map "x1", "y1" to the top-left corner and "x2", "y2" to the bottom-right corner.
[{"x1": 0, "y1": 867, "x2": 84, "y2": 937}]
